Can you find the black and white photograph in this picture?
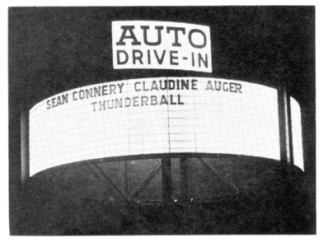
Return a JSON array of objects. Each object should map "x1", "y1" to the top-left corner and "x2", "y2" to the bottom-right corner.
[{"x1": 8, "y1": 5, "x2": 316, "y2": 235}]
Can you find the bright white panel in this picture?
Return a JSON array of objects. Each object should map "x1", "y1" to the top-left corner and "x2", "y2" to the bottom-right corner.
[
  {"x1": 112, "y1": 21, "x2": 212, "y2": 73},
  {"x1": 291, "y1": 97, "x2": 304, "y2": 171},
  {"x1": 29, "y1": 77, "x2": 280, "y2": 176}
]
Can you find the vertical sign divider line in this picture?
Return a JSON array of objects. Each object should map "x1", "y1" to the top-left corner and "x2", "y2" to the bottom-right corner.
[
  {"x1": 127, "y1": 81, "x2": 131, "y2": 156},
  {"x1": 166, "y1": 80, "x2": 171, "y2": 153},
  {"x1": 193, "y1": 78, "x2": 197, "y2": 153},
  {"x1": 141, "y1": 92, "x2": 144, "y2": 155}
]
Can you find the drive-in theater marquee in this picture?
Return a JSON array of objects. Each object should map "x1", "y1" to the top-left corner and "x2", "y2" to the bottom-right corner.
[
  {"x1": 29, "y1": 77, "x2": 282, "y2": 176},
  {"x1": 28, "y1": 21, "x2": 303, "y2": 176}
]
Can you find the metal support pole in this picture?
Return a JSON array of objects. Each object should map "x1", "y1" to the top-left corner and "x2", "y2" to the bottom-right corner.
[
  {"x1": 161, "y1": 156, "x2": 172, "y2": 203},
  {"x1": 180, "y1": 156, "x2": 188, "y2": 201},
  {"x1": 124, "y1": 159, "x2": 128, "y2": 196},
  {"x1": 20, "y1": 111, "x2": 29, "y2": 183},
  {"x1": 277, "y1": 84, "x2": 291, "y2": 166},
  {"x1": 286, "y1": 95, "x2": 294, "y2": 165}
]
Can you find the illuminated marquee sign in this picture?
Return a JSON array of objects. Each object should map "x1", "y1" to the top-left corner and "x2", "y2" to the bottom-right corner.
[
  {"x1": 29, "y1": 77, "x2": 280, "y2": 176},
  {"x1": 112, "y1": 21, "x2": 212, "y2": 72}
]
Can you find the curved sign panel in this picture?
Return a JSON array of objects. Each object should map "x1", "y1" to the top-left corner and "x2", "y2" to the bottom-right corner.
[{"x1": 29, "y1": 77, "x2": 280, "y2": 176}]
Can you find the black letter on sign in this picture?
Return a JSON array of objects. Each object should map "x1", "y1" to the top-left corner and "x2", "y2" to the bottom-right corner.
[
  {"x1": 170, "y1": 51, "x2": 179, "y2": 65},
  {"x1": 133, "y1": 50, "x2": 143, "y2": 64},
  {"x1": 188, "y1": 29, "x2": 207, "y2": 49},
  {"x1": 116, "y1": 26, "x2": 141, "y2": 46},
  {"x1": 117, "y1": 50, "x2": 129, "y2": 64},
  {"x1": 167, "y1": 27, "x2": 186, "y2": 47},
  {"x1": 141, "y1": 26, "x2": 164, "y2": 46}
]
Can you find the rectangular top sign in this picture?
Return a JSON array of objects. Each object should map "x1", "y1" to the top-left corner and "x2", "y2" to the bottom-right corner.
[{"x1": 112, "y1": 21, "x2": 212, "y2": 72}]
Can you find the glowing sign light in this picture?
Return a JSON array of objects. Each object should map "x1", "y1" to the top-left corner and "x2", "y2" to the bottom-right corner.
[
  {"x1": 291, "y1": 97, "x2": 304, "y2": 170},
  {"x1": 29, "y1": 77, "x2": 280, "y2": 176}
]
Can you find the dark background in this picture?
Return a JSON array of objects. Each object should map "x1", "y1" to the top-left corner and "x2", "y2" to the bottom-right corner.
[{"x1": 9, "y1": 7, "x2": 315, "y2": 234}]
